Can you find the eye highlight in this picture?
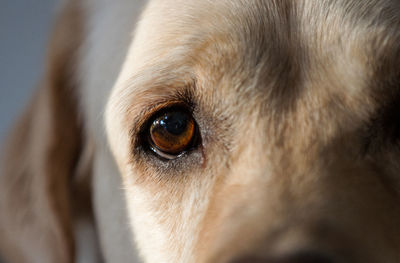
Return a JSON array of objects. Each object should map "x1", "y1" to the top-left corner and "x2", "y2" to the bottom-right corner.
[{"x1": 148, "y1": 108, "x2": 197, "y2": 159}]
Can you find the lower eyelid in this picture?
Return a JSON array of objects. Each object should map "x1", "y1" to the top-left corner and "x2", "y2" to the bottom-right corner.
[{"x1": 148, "y1": 138, "x2": 187, "y2": 160}]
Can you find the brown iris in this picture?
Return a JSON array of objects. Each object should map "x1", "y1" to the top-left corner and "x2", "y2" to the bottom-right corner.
[{"x1": 149, "y1": 109, "x2": 196, "y2": 158}]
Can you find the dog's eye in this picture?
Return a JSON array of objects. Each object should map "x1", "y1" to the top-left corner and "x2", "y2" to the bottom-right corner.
[{"x1": 148, "y1": 109, "x2": 197, "y2": 159}]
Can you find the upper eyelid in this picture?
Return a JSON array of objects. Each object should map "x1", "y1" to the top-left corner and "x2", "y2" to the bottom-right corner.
[
  {"x1": 128, "y1": 93, "x2": 196, "y2": 149},
  {"x1": 119, "y1": 77, "x2": 197, "y2": 144},
  {"x1": 129, "y1": 100, "x2": 188, "y2": 139}
]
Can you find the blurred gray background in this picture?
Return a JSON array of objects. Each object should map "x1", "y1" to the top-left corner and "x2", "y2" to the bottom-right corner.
[
  {"x1": 1, "y1": 3, "x2": 59, "y2": 262},
  {"x1": 0, "y1": 0, "x2": 59, "y2": 143}
]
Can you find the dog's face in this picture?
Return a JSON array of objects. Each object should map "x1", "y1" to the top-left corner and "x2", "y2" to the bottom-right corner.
[
  {"x1": 104, "y1": 1, "x2": 400, "y2": 262},
  {"x1": 3, "y1": 0, "x2": 400, "y2": 262}
]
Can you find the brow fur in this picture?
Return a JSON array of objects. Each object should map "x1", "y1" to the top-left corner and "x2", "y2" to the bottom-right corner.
[{"x1": 1, "y1": 0, "x2": 400, "y2": 263}]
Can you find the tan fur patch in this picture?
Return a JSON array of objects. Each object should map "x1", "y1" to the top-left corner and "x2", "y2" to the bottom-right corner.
[
  {"x1": 2, "y1": 0, "x2": 400, "y2": 262},
  {"x1": 106, "y1": 0, "x2": 400, "y2": 262}
]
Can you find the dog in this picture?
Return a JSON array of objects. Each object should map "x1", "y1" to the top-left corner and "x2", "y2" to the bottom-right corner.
[{"x1": 1, "y1": 0, "x2": 400, "y2": 262}]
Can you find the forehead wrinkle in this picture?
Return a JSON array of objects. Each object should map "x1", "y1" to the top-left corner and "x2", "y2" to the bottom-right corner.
[
  {"x1": 161, "y1": 0, "x2": 309, "y2": 107},
  {"x1": 116, "y1": 0, "x2": 400, "y2": 135},
  {"x1": 202, "y1": 0, "x2": 309, "y2": 112},
  {"x1": 124, "y1": 0, "x2": 312, "y2": 112},
  {"x1": 129, "y1": 0, "x2": 400, "y2": 100}
]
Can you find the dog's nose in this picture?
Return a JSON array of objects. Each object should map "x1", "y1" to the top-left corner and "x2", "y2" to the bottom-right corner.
[{"x1": 231, "y1": 251, "x2": 334, "y2": 263}]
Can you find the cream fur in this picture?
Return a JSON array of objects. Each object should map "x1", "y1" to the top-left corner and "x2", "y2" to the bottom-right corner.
[
  {"x1": 79, "y1": 0, "x2": 145, "y2": 261},
  {"x1": 1, "y1": 0, "x2": 400, "y2": 263}
]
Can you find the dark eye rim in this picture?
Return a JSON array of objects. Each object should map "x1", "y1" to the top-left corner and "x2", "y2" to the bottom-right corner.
[{"x1": 141, "y1": 104, "x2": 200, "y2": 160}]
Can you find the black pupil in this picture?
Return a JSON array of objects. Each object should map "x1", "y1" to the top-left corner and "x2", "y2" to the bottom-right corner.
[{"x1": 159, "y1": 111, "x2": 188, "y2": 135}]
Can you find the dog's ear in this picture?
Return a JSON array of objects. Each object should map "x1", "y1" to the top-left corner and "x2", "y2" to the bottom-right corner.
[{"x1": 0, "y1": 1, "x2": 92, "y2": 262}]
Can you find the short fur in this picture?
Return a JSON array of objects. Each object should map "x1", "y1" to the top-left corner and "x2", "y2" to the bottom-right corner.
[{"x1": 1, "y1": 0, "x2": 400, "y2": 262}]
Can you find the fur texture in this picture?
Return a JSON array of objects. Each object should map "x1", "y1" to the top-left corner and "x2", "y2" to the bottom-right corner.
[{"x1": 1, "y1": 0, "x2": 400, "y2": 262}]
